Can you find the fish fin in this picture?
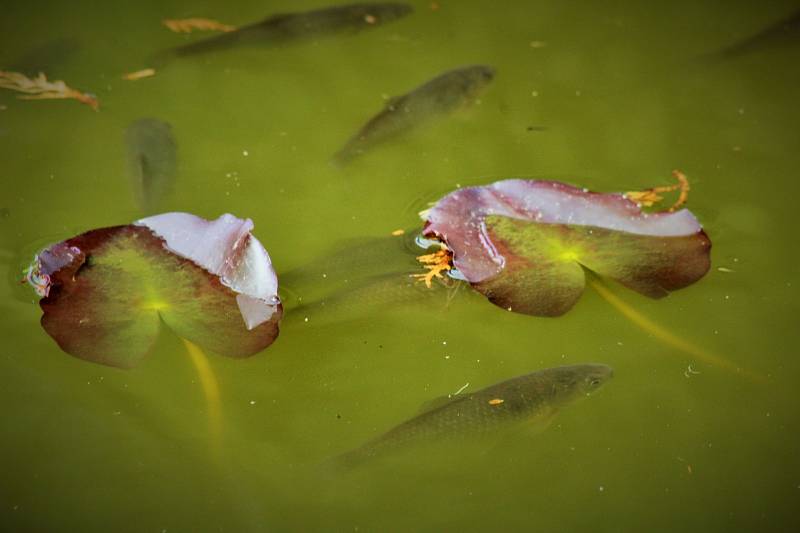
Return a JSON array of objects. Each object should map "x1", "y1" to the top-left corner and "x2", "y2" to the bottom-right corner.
[
  {"x1": 522, "y1": 405, "x2": 560, "y2": 434},
  {"x1": 384, "y1": 94, "x2": 404, "y2": 110},
  {"x1": 482, "y1": 407, "x2": 562, "y2": 456},
  {"x1": 416, "y1": 393, "x2": 467, "y2": 414}
]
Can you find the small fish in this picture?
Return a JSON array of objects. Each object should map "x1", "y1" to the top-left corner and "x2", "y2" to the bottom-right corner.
[
  {"x1": 280, "y1": 232, "x2": 420, "y2": 289},
  {"x1": 333, "y1": 364, "x2": 613, "y2": 467},
  {"x1": 333, "y1": 64, "x2": 495, "y2": 165},
  {"x1": 279, "y1": 232, "x2": 456, "y2": 318},
  {"x1": 167, "y1": 3, "x2": 413, "y2": 58},
  {"x1": 712, "y1": 9, "x2": 800, "y2": 59},
  {"x1": 9, "y1": 38, "x2": 80, "y2": 76},
  {"x1": 124, "y1": 118, "x2": 177, "y2": 214},
  {"x1": 288, "y1": 270, "x2": 456, "y2": 323}
]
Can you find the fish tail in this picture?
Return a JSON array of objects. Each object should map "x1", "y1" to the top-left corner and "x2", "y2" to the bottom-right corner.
[
  {"x1": 147, "y1": 49, "x2": 175, "y2": 70},
  {"x1": 171, "y1": 31, "x2": 243, "y2": 58},
  {"x1": 331, "y1": 145, "x2": 358, "y2": 167},
  {"x1": 321, "y1": 447, "x2": 369, "y2": 473}
]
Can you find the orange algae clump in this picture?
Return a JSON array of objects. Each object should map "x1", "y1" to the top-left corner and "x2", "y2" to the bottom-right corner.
[
  {"x1": 625, "y1": 170, "x2": 690, "y2": 212},
  {"x1": 162, "y1": 18, "x2": 237, "y2": 33},
  {"x1": 0, "y1": 71, "x2": 98, "y2": 110},
  {"x1": 412, "y1": 248, "x2": 453, "y2": 288},
  {"x1": 488, "y1": 398, "x2": 504, "y2": 405}
]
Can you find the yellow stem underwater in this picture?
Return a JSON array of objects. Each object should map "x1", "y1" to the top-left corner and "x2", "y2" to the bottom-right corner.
[
  {"x1": 182, "y1": 339, "x2": 223, "y2": 449},
  {"x1": 589, "y1": 279, "x2": 765, "y2": 383}
]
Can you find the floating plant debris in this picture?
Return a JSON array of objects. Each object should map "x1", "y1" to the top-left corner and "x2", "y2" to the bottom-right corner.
[
  {"x1": 162, "y1": 18, "x2": 237, "y2": 33},
  {"x1": 419, "y1": 176, "x2": 711, "y2": 316},
  {"x1": 121, "y1": 68, "x2": 156, "y2": 81},
  {"x1": 26, "y1": 213, "x2": 282, "y2": 368},
  {"x1": 0, "y1": 71, "x2": 98, "y2": 110}
]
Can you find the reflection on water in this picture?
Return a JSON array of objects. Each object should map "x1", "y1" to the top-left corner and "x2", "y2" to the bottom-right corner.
[{"x1": 1, "y1": 0, "x2": 799, "y2": 531}]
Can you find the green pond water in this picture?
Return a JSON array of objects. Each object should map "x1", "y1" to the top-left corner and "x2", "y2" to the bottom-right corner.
[{"x1": 2, "y1": 0, "x2": 799, "y2": 531}]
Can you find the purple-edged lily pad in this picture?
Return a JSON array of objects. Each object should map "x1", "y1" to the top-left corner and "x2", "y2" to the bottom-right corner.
[
  {"x1": 422, "y1": 179, "x2": 711, "y2": 316},
  {"x1": 27, "y1": 213, "x2": 282, "y2": 368}
]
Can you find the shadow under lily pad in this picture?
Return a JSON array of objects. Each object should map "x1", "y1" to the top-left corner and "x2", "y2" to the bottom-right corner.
[
  {"x1": 27, "y1": 213, "x2": 282, "y2": 368},
  {"x1": 421, "y1": 179, "x2": 711, "y2": 316}
]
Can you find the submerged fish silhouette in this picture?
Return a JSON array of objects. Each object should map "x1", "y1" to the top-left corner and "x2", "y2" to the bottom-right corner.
[
  {"x1": 124, "y1": 118, "x2": 177, "y2": 214},
  {"x1": 712, "y1": 8, "x2": 800, "y2": 59},
  {"x1": 333, "y1": 64, "x2": 495, "y2": 165},
  {"x1": 332, "y1": 364, "x2": 613, "y2": 468},
  {"x1": 167, "y1": 2, "x2": 413, "y2": 58},
  {"x1": 9, "y1": 37, "x2": 81, "y2": 77}
]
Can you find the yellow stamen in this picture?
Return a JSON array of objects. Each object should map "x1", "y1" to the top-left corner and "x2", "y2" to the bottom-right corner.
[
  {"x1": 411, "y1": 248, "x2": 453, "y2": 288},
  {"x1": 625, "y1": 170, "x2": 691, "y2": 212}
]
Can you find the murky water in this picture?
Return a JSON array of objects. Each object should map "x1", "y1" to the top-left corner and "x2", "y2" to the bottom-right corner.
[{"x1": 2, "y1": 1, "x2": 799, "y2": 531}]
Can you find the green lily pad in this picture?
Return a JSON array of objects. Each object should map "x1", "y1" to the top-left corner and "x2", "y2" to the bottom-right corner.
[
  {"x1": 474, "y1": 215, "x2": 711, "y2": 316},
  {"x1": 422, "y1": 179, "x2": 712, "y2": 316},
  {"x1": 29, "y1": 213, "x2": 281, "y2": 368}
]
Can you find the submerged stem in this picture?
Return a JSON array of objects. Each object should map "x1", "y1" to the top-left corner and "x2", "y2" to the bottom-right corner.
[
  {"x1": 182, "y1": 339, "x2": 223, "y2": 450},
  {"x1": 589, "y1": 279, "x2": 765, "y2": 383}
]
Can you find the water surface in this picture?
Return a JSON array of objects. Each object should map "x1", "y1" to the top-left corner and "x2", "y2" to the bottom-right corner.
[{"x1": 1, "y1": 0, "x2": 799, "y2": 531}]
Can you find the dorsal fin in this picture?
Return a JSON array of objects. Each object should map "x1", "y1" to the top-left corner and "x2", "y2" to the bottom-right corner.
[
  {"x1": 385, "y1": 94, "x2": 404, "y2": 111},
  {"x1": 416, "y1": 392, "x2": 469, "y2": 414}
]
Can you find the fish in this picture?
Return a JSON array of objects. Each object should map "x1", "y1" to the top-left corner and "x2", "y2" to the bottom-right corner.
[
  {"x1": 9, "y1": 37, "x2": 80, "y2": 76},
  {"x1": 124, "y1": 118, "x2": 178, "y2": 214},
  {"x1": 166, "y1": 3, "x2": 413, "y2": 59},
  {"x1": 286, "y1": 270, "x2": 459, "y2": 324},
  {"x1": 333, "y1": 64, "x2": 495, "y2": 165},
  {"x1": 333, "y1": 363, "x2": 613, "y2": 467},
  {"x1": 279, "y1": 232, "x2": 462, "y2": 322},
  {"x1": 711, "y1": 8, "x2": 800, "y2": 59},
  {"x1": 280, "y1": 232, "x2": 421, "y2": 290}
]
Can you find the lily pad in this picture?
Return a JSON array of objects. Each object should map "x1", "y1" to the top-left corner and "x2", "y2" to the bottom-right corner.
[
  {"x1": 28, "y1": 213, "x2": 282, "y2": 368},
  {"x1": 421, "y1": 179, "x2": 711, "y2": 316}
]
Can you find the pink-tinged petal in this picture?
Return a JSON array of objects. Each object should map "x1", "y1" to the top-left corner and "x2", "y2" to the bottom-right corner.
[
  {"x1": 136, "y1": 212, "x2": 279, "y2": 328},
  {"x1": 422, "y1": 179, "x2": 711, "y2": 316},
  {"x1": 28, "y1": 214, "x2": 281, "y2": 368}
]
